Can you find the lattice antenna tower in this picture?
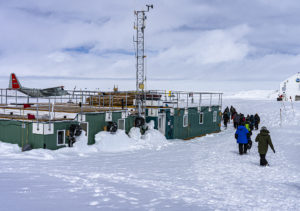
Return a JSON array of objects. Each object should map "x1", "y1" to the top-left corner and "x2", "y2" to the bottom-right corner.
[{"x1": 134, "y1": 4, "x2": 153, "y2": 116}]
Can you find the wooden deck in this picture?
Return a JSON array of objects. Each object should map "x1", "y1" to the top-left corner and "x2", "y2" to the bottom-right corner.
[{"x1": 0, "y1": 103, "x2": 129, "y2": 113}]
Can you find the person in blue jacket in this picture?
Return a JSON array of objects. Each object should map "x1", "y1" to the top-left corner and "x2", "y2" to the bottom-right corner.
[{"x1": 235, "y1": 123, "x2": 250, "y2": 155}]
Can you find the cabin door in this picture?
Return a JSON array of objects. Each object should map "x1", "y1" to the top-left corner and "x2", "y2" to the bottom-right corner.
[{"x1": 158, "y1": 113, "x2": 166, "y2": 135}]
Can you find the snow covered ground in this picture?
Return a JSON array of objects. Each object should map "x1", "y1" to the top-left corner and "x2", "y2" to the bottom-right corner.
[{"x1": 0, "y1": 92, "x2": 300, "y2": 211}]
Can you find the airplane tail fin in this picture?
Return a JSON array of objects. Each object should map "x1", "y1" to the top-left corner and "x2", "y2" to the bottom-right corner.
[{"x1": 9, "y1": 73, "x2": 22, "y2": 89}]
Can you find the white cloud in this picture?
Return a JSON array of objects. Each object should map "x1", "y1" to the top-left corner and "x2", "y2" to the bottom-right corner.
[
  {"x1": 156, "y1": 25, "x2": 250, "y2": 65},
  {"x1": 0, "y1": 0, "x2": 300, "y2": 91}
]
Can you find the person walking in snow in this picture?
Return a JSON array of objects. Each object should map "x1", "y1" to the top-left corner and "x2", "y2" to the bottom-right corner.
[
  {"x1": 249, "y1": 115, "x2": 255, "y2": 131},
  {"x1": 255, "y1": 126, "x2": 275, "y2": 166},
  {"x1": 246, "y1": 115, "x2": 250, "y2": 122},
  {"x1": 230, "y1": 106, "x2": 236, "y2": 120},
  {"x1": 224, "y1": 107, "x2": 231, "y2": 123},
  {"x1": 224, "y1": 106, "x2": 229, "y2": 113},
  {"x1": 223, "y1": 111, "x2": 230, "y2": 128},
  {"x1": 245, "y1": 121, "x2": 253, "y2": 149},
  {"x1": 240, "y1": 113, "x2": 246, "y2": 125},
  {"x1": 231, "y1": 111, "x2": 236, "y2": 123},
  {"x1": 254, "y1": 113, "x2": 260, "y2": 130},
  {"x1": 245, "y1": 121, "x2": 252, "y2": 135},
  {"x1": 233, "y1": 113, "x2": 240, "y2": 129},
  {"x1": 235, "y1": 122, "x2": 250, "y2": 155}
]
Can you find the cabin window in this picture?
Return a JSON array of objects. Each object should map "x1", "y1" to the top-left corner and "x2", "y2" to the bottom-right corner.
[
  {"x1": 57, "y1": 130, "x2": 65, "y2": 145},
  {"x1": 213, "y1": 111, "x2": 217, "y2": 122},
  {"x1": 199, "y1": 112, "x2": 204, "y2": 124},
  {"x1": 183, "y1": 114, "x2": 188, "y2": 127},
  {"x1": 118, "y1": 119, "x2": 125, "y2": 130}
]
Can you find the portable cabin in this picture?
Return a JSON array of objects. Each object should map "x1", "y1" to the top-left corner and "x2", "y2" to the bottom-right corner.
[
  {"x1": 146, "y1": 106, "x2": 221, "y2": 139},
  {"x1": 0, "y1": 89, "x2": 222, "y2": 150},
  {"x1": 0, "y1": 119, "x2": 78, "y2": 150}
]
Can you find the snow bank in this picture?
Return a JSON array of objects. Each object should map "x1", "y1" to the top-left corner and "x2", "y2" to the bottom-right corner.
[
  {"x1": 128, "y1": 127, "x2": 142, "y2": 141},
  {"x1": 224, "y1": 89, "x2": 278, "y2": 100},
  {"x1": 0, "y1": 142, "x2": 21, "y2": 155},
  {"x1": 95, "y1": 130, "x2": 142, "y2": 152},
  {"x1": 0, "y1": 123, "x2": 170, "y2": 158},
  {"x1": 95, "y1": 123, "x2": 169, "y2": 153},
  {"x1": 62, "y1": 120, "x2": 170, "y2": 153},
  {"x1": 0, "y1": 141, "x2": 57, "y2": 160}
]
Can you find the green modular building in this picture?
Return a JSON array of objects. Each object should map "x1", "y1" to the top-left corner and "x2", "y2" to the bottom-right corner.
[
  {"x1": 146, "y1": 106, "x2": 221, "y2": 140},
  {"x1": 0, "y1": 89, "x2": 222, "y2": 150},
  {"x1": 0, "y1": 119, "x2": 78, "y2": 150},
  {"x1": 0, "y1": 105, "x2": 221, "y2": 150},
  {"x1": 0, "y1": 110, "x2": 133, "y2": 150}
]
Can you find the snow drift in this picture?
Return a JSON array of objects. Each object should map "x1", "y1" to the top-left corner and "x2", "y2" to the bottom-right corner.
[
  {"x1": 0, "y1": 99, "x2": 299, "y2": 211},
  {"x1": 94, "y1": 121, "x2": 169, "y2": 152},
  {"x1": 0, "y1": 123, "x2": 170, "y2": 159},
  {"x1": 224, "y1": 89, "x2": 278, "y2": 100}
]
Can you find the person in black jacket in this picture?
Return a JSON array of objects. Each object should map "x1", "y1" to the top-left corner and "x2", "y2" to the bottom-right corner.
[
  {"x1": 240, "y1": 113, "x2": 245, "y2": 125},
  {"x1": 249, "y1": 115, "x2": 255, "y2": 131},
  {"x1": 230, "y1": 106, "x2": 236, "y2": 120},
  {"x1": 254, "y1": 113, "x2": 260, "y2": 130},
  {"x1": 223, "y1": 111, "x2": 230, "y2": 128},
  {"x1": 233, "y1": 113, "x2": 240, "y2": 129},
  {"x1": 224, "y1": 107, "x2": 230, "y2": 123}
]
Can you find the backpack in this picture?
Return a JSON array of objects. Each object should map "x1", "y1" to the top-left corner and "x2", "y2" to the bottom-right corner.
[{"x1": 247, "y1": 139, "x2": 252, "y2": 149}]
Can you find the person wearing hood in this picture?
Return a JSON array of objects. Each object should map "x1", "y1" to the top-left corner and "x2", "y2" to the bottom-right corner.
[
  {"x1": 249, "y1": 115, "x2": 255, "y2": 131},
  {"x1": 235, "y1": 123, "x2": 250, "y2": 155},
  {"x1": 254, "y1": 113, "x2": 260, "y2": 130},
  {"x1": 255, "y1": 126, "x2": 275, "y2": 166},
  {"x1": 223, "y1": 111, "x2": 230, "y2": 128},
  {"x1": 233, "y1": 113, "x2": 240, "y2": 129}
]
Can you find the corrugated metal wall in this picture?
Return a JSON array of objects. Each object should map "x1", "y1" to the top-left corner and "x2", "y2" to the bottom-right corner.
[
  {"x1": 172, "y1": 106, "x2": 221, "y2": 139},
  {"x1": 145, "y1": 106, "x2": 221, "y2": 140},
  {"x1": 0, "y1": 120, "x2": 23, "y2": 145},
  {"x1": 85, "y1": 112, "x2": 124, "y2": 145},
  {"x1": 43, "y1": 121, "x2": 78, "y2": 150}
]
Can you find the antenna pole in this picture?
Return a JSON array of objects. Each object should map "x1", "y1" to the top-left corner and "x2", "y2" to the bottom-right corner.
[{"x1": 134, "y1": 4, "x2": 153, "y2": 117}]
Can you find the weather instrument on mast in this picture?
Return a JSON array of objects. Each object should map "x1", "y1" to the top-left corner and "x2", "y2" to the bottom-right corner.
[{"x1": 134, "y1": 4, "x2": 153, "y2": 117}]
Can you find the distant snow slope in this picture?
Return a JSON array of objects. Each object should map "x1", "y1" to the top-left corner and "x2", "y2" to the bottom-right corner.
[
  {"x1": 0, "y1": 99, "x2": 299, "y2": 211},
  {"x1": 224, "y1": 89, "x2": 279, "y2": 100}
]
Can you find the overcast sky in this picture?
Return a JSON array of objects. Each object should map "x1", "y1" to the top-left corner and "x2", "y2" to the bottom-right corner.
[{"x1": 0, "y1": 0, "x2": 300, "y2": 91}]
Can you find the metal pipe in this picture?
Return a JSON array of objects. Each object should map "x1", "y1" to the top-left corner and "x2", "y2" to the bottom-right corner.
[
  {"x1": 177, "y1": 93, "x2": 179, "y2": 109},
  {"x1": 103, "y1": 95, "x2": 104, "y2": 108},
  {"x1": 126, "y1": 92, "x2": 128, "y2": 111},
  {"x1": 36, "y1": 96, "x2": 39, "y2": 130},
  {"x1": 48, "y1": 98, "x2": 51, "y2": 131},
  {"x1": 109, "y1": 94, "x2": 111, "y2": 112},
  {"x1": 98, "y1": 95, "x2": 100, "y2": 108},
  {"x1": 186, "y1": 93, "x2": 188, "y2": 108}
]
